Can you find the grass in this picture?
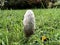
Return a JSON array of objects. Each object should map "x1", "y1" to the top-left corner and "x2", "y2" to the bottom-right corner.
[{"x1": 0, "y1": 9, "x2": 60, "y2": 45}]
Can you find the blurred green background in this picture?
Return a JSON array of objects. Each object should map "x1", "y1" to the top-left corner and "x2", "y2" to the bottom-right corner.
[{"x1": 0, "y1": 9, "x2": 60, "y2": 45}]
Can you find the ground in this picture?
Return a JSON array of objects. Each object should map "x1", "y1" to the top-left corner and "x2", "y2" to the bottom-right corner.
[{"x1": 0, "y1": 8, "x2": 60, "y2": 45}]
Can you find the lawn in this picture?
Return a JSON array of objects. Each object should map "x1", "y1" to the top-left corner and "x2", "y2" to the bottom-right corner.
[{"x1": 0, "y1": 9, "x2": 60, "y2": 45}]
